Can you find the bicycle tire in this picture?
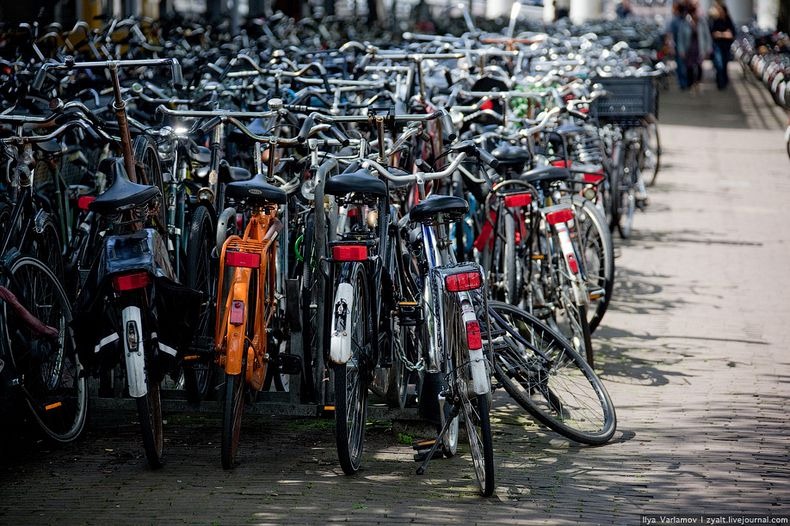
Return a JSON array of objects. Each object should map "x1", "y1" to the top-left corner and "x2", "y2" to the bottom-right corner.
[
  {"x1": 643, "y1": 118, "x2": 661, "y2": 187},
  {"x1": 503, "y1": 213, "x2": 518, "y2": 305},
  {"x1": 136, "y1": 379, "x2": 163, "y2": 468},
  {"x1": 132, "y1": 135, "x2": 166, "y2": 228},
  {"x1": 462, "y1": 393, "x2": 495, "y2": 497},
  {"x1": 487, "y1": 301, "x2": 616, "y2": 445},
  {"x1": 221, "y1": 369, "x2": 245, "y2": 470},
  {"x1": 1, "y1": 255, "x2": 88, "y2": 443},
  {"x1": 569, "y1": 196, "x2": 614, "y2": 333},
  {"x1": 618, "y1": 144, "x2": 639, "y2": 239},
  {"x1": 333, "y1": 263, "x2": 370, "y2": 475},
  {"x1": 184, "y1": 205, "x2": 216, "y2": 404}
]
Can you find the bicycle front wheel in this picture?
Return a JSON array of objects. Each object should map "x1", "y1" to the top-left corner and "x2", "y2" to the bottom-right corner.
[
  {"x1": 487, "y1": 301, "x2": 616, "y2": 445},
  {"x1": 333, "y1": 263, "x2": 370, "y2": 475},
  {"x1": 1, "y1": 256, "x2": 88, "y2": 443}
]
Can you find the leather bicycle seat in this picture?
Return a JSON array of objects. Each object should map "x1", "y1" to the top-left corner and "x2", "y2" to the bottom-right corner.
[
  {"x1": 410, "y1": 195, "x2": 469, "y2": 225},
  {"x1": 89, "y1": 157, "x2": 160, "y2": 214},
  {"x1": 224, "y1": 171, "x2": 287, "y2": 204},
  {"x1": 324, "y1": 168, "x2": 388, "y2": 198}
]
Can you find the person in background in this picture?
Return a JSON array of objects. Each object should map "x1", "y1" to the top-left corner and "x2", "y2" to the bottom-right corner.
[
  {"x1": 616, "y1": 0, "x2": 633, "y2": 19},
  {"x1": 669, "y1": 2, "x2": 691, "y2": 90},
  {"x1": 709, "y1": 0, "x2": 736, "y2": 90},
  {"x1": 687, "y1": 2, "x2": 712, "y2": 93}
]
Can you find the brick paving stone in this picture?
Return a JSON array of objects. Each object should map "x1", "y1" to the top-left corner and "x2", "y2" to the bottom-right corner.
[{"x1": 1, "y1": 64, "x2": 789, "y2": 525}]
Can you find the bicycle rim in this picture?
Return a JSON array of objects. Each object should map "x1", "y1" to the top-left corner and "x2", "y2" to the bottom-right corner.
[
  {"x1": 488, "y1": 301, "x2": 616, "y2": 444},
  {"x1": 2, "y1": 256, "x2": 88, "y2": 443}
]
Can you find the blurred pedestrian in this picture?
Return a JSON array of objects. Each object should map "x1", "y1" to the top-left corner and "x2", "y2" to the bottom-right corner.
[
  {"x1": 686, "y1": 2, "x2": 712, "y2": 93},
  {"x1": 669, "y1": 1, "x2": 691, "y2": 90},
  {"x1": 709, "y1": 0, "x2": 736, "y2": 90},
  {"x1": 616, "y1": 0, "x2": 633, "y2": 19}
]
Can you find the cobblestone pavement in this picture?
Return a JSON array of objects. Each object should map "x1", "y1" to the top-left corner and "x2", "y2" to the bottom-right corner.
[{"x1": 1, "y1": 66, "x2": 789, "y2": 525}]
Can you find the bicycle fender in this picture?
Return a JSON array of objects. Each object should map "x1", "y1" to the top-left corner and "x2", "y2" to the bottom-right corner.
[
  {"x1": 224, "y1": 275, "x2": 251, "y2": 376},
  {"x1": 461, "y1": 298, "x2": 490, "y2": 396},
  {"x1": 329, "y1": 281, "x2": 355, "y2": 365},
  {"x1": 122, "y1": 306, "x2": 148, "y2": 398}
]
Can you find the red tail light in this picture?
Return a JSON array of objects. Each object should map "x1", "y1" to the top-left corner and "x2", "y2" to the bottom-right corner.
[
  {"x1": 583, "y1": 171, "x2": 604, "y2": 184},
  {"x1": 332, "y1": 245, "x2": 368, "y2": 261},
  {"x1": 77, "y1": 196, "x2": 96, "y2": 211},
  {"x1": 546, "y1": 208, "x2": 574, "y2": 225},
  {"x1": 480, "y1": 99, "x2": 495, "y2": 111},
  {"x1": 445, "y1": 271, "x2": 482, "y2": 292},
  {"x1": 466, "y1": 320, "x2": 483, "y2": 350},
  {"x1": 226, "y1": 251, "x2": 261, "y2": 268},
  {"x1": 551, "y1": 160, "x2": 571, "y2": 168},
  {"x1": 566, "y1": 253, "x2": 580, "y2": 274},
  {"x1": 112, "y1": 272, "x2": 151, "y2": 292},
  {"x1": 503, "y1": 192, "x2": 532, "y2": 208}
]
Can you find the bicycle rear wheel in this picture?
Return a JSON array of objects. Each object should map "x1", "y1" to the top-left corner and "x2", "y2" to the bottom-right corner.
[
  {"x1": 1, "y1": 256, "x2": 88, "y2": 443},
  {"x1": 136, "y1": 379, "x2": 163, "y2": 469},
  {"x1": 487, "y1": 301, "x2": 616, "y2": 445},
  {"x1": 221, "y1": 368, "x2": 245, "y2": 470},
  {"x1": 333, "y1": 263, "x2": 370, "y2": 475},
  {"x1": 447, "y1": 294, "x2": 493, "y2": 496}
]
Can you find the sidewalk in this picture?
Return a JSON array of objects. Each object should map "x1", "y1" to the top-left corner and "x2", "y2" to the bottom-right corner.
[{"x1": 1, "y1": 65, "x2": 789, "y2": 525}]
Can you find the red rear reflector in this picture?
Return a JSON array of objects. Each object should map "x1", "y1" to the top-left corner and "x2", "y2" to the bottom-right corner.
[
  {"x1": 551, "y1": 160, "x2": 571, "y2": 168},
  {"x1": 77, "y1": 196, "x2": 95, "y2": 211},
  {"x1": 465, "y1": 320, "x2": 483, "y2": 350},
  {"x1": 445, "y1": 271, "x2": 482, "y2": 292},
  {"x1": 546, "y1": 208, "x2": 574, "y2": 225},
  {"x1": 480, "y1": 99, "x2": 495, "y2": 111},
  {"x1": 226, "y1": 251, "x2": 260, "y2": 268},
  {"x1": 230, "y1": 300, "x2": 245, "y2": 325},
  {"x1": 332, "y1": 245, "x2": 368, "y2": 261},
  {"x1": 583, "y1": 171, "x2": 604, "y2": 184},
  {"x1": 566, "y1": 253, "x2": 580, "y2": 274},
  {"x1": 503, "y1": 192, "x2": 532, "y2": 208},
  {"x1": 112, "y1": 272, "x2": 151, "y2": 292}
]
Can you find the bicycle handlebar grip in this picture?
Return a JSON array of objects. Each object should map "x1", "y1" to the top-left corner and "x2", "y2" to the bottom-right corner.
[
  {"x1": 297, "y1": 115, "x2": 315, "y2": 143},
  {"x1": 440, "y1": 110, "x2": 457, "y2": 144},
  {"x1": 196, "y1": 116, "x2": 222, "y2": 136},
  {"x1": 32, "y1": 66, "x2": 48, "y2": 91},
  {"x1": 330, "y1": 125, "x2": 350, "y2": 147},
  {"x1": 171, "y1": 60, "x2": 185, "y2": 89},
  {"x1": 478, "y1": 147, "x2": 500, "y2": 170}
]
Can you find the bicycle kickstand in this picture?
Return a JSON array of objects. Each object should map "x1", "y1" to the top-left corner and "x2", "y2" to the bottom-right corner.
[{"x1": 415, "y1": 404, "x2": 460, "y2": 476}]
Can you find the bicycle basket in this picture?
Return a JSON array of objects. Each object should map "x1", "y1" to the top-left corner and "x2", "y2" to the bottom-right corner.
[{"x1": 591, "y1": 76, "x2": 658, "y2": 122}]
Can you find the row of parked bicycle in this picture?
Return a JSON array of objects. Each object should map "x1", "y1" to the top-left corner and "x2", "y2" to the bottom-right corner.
[
  {"x1": 732, "y1": 27, "x2": 790, "y2": 158},
  {"x1": 0, "y1": 11, "x2": 665, "y2": 496}
]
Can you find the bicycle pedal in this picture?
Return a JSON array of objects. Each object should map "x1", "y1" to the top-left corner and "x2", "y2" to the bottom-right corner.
[
  {"x1": 412, "y1": 438, "x2": 436, "y2": 450},
  {"x1": 588, "y1": 287, "x2": 605, "y2": 301}
]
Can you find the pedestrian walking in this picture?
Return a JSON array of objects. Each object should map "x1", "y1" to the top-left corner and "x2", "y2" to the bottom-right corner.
[
  {"x1": 669, "y1": 2, "x2": 692, "y2": 90},
  {"x1": 687, "y1": 3, "x2": 712, "y2": 93},
  {"x1": 709, "y1": 0, "x2": 736, "y2": 90},
  {"x1": 616, "y1": 0, "x2": 633, "y2": 19}
]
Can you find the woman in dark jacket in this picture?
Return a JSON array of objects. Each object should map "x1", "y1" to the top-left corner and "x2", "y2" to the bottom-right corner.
[{"x1": 709, "y1": 0, "x2": 736, "y2": 90}]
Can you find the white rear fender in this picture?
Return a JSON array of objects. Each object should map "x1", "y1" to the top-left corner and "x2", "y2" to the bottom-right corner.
[
  {"x1": 329, "y1": 281, "x2": 355, "y2": 364},
  {"x1": 122, "y1": 306, "x2": 148, "y2": 398}
]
